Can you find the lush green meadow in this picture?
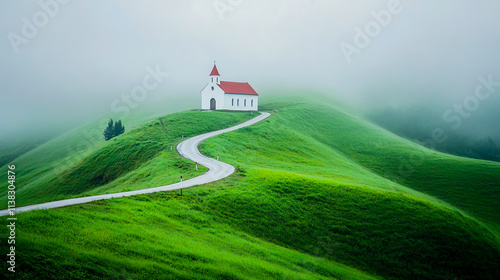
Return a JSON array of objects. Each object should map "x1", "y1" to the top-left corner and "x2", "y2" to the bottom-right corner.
[
  {"x1": 2, "y1": 190, "x2": 378, "y2": 280},
  {"x1": 197, "y1": 171, "x2": 500, "y2": 279},
  {"x1": 1, "y1": 97, "x2": 499, "y2": 279},
  {"x1": 0, "y1": 113, "x2": 157, "y2": 208},
  {"x1": 202, "y1": 98, "x2": 500, "y2": 232},
  {"x1": 0, "y1": 111, "x2": 254, "y2": 207},
  {"x1": 2, "y1": 168, "x2": 498, "y2": 279}
]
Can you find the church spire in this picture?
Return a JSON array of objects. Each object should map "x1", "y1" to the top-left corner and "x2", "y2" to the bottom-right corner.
[
  {"x1": 210, "y1": 61, "x2": 220, "y2": 76},
  {"x1": 209, "y1": 61, "x2": 220, "y2": 84}
]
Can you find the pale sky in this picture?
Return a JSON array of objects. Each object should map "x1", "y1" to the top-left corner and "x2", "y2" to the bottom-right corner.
[{"x1": 1, "y1": 0, "x2": 500, "y2": 139}]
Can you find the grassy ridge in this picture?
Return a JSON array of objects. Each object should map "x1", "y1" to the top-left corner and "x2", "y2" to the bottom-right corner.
[
  {"x1": 39, "y1": 125, "x2": 168, "y2": 196},
  {"x1": 0, "y1": 113, "x2": 159, "y2": 208},
  {"x1": 197, "y1": 170, "x2": 500, "y2": 280},
  {"x1": 1, "y1": 97, "x2": 499, "y2": 279},
  {"x1": 202, "y1": 99, "x2": 500, "y2": 229},
  {"x1": 2, "y1": 170, "x2": 498, "y2": 279},
  {"x1": 0, "y1": 111, "x2": 254, "y2": 207},
  {"x1": 0, "y1": 140, "x2": 43, "y2": 167},
  {"x1": 284, "y1": 100, "x2": 500, "y2": 227},
  {"x1": 1, "y1": 191, "x2": 379, "y2": 280}
]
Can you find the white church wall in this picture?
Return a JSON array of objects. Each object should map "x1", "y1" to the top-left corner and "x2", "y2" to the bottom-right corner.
[
  {"x1": 201, "y1": 84, "x2": 225, "y2": 110},
  {"x1": 223, "y1": 94, "x2": 258, "y2": 111}
]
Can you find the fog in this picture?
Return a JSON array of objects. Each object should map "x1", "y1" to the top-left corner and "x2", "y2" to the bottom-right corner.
[{"x1": 1, "y1": 0, "x2": 500, "y2": 142}]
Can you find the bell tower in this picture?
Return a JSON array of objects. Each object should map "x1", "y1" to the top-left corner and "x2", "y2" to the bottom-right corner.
[{"x1": 209, "y1": 61, "x2": 220, "y2": 85}]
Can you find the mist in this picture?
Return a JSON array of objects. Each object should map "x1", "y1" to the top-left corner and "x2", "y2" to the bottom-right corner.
[{"x1": 1, "y1": 0, "x2": 500, "y2": 144}]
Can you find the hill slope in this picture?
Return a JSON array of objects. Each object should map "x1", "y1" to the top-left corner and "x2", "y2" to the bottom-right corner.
[
  {"x1": 0, "y1": 111, "x2": 255, "y2": 207},
  {"x1": 1, "y1": 97, "x2": 499, "y2": 280},
  {"x1": 193, "y1": 171, "x2": 499, "y2": 279},
  {"x1": 202, "y1": 98, "x2": 500, "y2": 231},
  {"x1": 0, "y1": 112, "x2": 161, "y2": 206},
  {"x1": 1, "y1": 191, "x2": 379, "y2": 280}
]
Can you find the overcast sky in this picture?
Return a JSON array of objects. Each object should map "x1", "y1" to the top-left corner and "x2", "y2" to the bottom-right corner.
[{"x1": 1, "y1": 0, "x2": 500, "y2": 140}]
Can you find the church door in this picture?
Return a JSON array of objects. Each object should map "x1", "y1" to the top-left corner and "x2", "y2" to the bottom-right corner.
[{"x1": 210, "y1": 98, "x2": 216, "y2": 110}]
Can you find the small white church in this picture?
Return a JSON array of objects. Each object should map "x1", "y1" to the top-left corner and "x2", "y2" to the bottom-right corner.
[{"x1": 201, "y1": 63, "x2": 259, "y2": 111}]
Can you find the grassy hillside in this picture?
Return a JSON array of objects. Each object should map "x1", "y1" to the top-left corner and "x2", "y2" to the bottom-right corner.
[
  {"x1": 1, "y1": 97, "x2": 499, "y2": 279},
  {"x1": 202, "y1": 98, "x2": 500, "y2": 232},
  {"x1": 0, "y1": 112, "x2": 161, "y2": 206},
  {"x1": 0, "y1": 139, "x2": 44, "y2": 167},
  {"x1": 1, "y1": 189, "x2": 379, "y2": 280},
  {"x1": 0, "y1": 97, "x2": 196, "y2": 206},
  {"x1": 196, "y1": 171, "x2": 500, "y2": 280},
  {"x1": 2, "y1": 163, "x2": 498, "y2": 279},
  {"x1": 0, "y1": 111, "x2": 254, "y2": 207}
]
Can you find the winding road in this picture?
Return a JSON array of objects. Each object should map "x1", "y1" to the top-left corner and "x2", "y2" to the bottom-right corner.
[{"x1": 0, "y1": 112, "x2": 271, "y2": 216}]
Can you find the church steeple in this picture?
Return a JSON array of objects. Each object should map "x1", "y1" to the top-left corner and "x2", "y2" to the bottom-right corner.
[{"x1": 209, "y1": 61, "x2": 220, "y2": 84}]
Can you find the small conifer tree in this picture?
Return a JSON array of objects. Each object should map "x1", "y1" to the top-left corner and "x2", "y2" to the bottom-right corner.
[
  {"x1": 102, "y1": 119, "x2": 125, "y2": 141},
  {"x1": 103, "y1": 119, "x2": 115, "y2": 141},
  {"x1": 114, "y1": 120, "x2": 125, "y2": 137}
]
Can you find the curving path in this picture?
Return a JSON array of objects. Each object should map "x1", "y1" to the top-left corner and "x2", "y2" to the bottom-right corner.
[{"x1": 0, "y1": 112, "x2": 271, "y2": 216}]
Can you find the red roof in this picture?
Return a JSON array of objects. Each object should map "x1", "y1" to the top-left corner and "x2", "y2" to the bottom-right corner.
[
  {"x1": 218, "y1": 81, "x2": 258, "y2": 96},
  {"x1": 210, "y1": 65, "x2": 220, "y2": 76}
]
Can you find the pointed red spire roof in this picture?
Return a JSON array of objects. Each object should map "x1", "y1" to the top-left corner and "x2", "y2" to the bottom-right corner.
[{"x1": 210, "y1": 64, "x2": 220, "y2": 76}]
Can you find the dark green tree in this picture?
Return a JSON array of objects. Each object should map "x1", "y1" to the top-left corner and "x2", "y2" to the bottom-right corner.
[
  {"x1": 113, "y1": 120, "x2": 125, "y2": 137},
  {"x1": 103, "y1": 119, "x2": 125, "y2": 141},
  {"x1": 103, "y1": 119, "x2": 115, "y2": 141}
]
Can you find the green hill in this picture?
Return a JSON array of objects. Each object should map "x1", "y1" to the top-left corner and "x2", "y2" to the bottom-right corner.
[
  {"x1": 202, "y1": 98, "x2": 500, "y2": 232},
  {"x1": 195, "y1": 171, "x2": 499, "y2": 279},
  {"x1": 0, "y1": 96, "x2": 195, "y2": 205},
  {"x1": 1, "y1": 96, "x2": 499, "y2": 280},
  {"x1": 3, "y1": 192, "x2": 379, "y2": 280},
  {"x1": 0, "y1": 111, "x2": 254, "y2": 206},
  {"x1": 0, "y1": 111, "x2": 162, "y2": 206}
]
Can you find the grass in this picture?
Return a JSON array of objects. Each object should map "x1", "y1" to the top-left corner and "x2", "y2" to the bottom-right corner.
[
  {"x1": 1, "y1": 96, "x2": 499, "y2": 279},
  {"x1": 0, "y1": 110, "x2": 255, "y2": 207},
  {"x1": 0, "y1": 139, "x2": 44, "y2": 167},
  {"x1": 0, "y1": 111, "x2": 162, "y2": 207},
  {"x1": 195, "y1": 170, "x2": 500, "y2": 280},
  {"x1": 202, "y1": 97, "x2": 500, "y2": 232},
  {"x1": 2, "y1": 170, "x2": 498, "y2": 279},
  {"x1": 1, "y1": 191, "x2": 379, "y2": 280}
]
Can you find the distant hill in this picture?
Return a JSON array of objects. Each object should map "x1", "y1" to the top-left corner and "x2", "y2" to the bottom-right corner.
[{"x1": 369, "y1": 105, "x2": 500, "y2": 162}]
